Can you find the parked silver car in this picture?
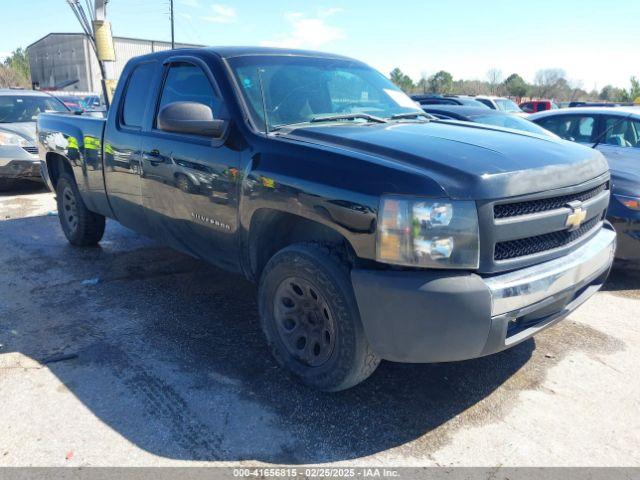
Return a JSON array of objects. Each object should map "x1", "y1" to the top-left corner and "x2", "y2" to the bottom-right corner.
[{"x1": 0, "y1": 89, "x2": 68, "y2": 189}]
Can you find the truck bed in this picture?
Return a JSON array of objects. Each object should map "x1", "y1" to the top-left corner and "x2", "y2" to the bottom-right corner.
[{"x1": 37, "y1": 112, "x2": 109, "y2": 215}]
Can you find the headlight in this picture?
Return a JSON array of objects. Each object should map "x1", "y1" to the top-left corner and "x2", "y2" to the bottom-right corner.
[
  {"x1": 614, "y1": 194, "x2": 640, "y2": 211},
  {"x1": 376, "y1": 196, "x2": 480, "y2": 268},
  {"x1": 0, "y1": 131, "x2": 30, "y2": 147}
]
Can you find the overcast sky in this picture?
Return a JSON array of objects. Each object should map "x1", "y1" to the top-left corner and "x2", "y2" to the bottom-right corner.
[{"x1": 1, "y1": 0, "x2": 637, "y2": 90}]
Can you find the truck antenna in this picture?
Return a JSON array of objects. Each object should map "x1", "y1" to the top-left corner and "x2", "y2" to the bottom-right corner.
[{"x1": 257, "y1": 68, "x2": 270, "y2": 136}]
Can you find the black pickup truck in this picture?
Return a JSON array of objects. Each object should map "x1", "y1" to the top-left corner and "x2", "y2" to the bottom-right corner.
[{"x1": 37, "y1": 47, "x2": 616, "y2": 391}]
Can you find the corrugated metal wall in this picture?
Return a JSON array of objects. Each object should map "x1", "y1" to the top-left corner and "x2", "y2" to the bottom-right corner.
[
  {"x1": 28, "y1": 34, "x2": 93, "y2": 91},
  {"x1": 112, "y1": 37, "x2": 198, "y2": 80},
  {"x1": 28, "y1": 34, "x2": 201, "y2": 94}
]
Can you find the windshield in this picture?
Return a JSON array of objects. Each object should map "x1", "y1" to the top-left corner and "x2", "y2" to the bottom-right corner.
[
  {"x1": 228, "y1": 55, "x2": 423, "y2": 131},
  {"x1": 0, "y1": 95, "x2": 68, "y2": 123},
  {"x1": 495, "y1": 98, "x2": 522, "y2": 112},
  {"x1": 470, "y1": 113, "x2": 554, "y2": 136}
]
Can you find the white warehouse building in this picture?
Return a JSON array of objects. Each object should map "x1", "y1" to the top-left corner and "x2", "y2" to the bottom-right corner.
[{"x1": 27, "y1": 33, "x2": 201, "y2": 93}]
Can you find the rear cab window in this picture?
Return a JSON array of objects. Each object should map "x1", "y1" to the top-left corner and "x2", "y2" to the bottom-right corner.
[{"x1": 121, "y1": 62, "x2": 157, "y2": 128}]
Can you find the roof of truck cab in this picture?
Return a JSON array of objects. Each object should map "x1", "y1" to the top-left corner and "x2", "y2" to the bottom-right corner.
[
  {"x1": 208, "y1": 46, "x2": 356, "y2": 60},
  {"x1": 134, "y1": 46, "x2": 357, "y2": 62}
]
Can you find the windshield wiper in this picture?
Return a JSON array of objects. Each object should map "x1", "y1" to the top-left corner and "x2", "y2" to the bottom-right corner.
[
  {"x1": 310, "y1": 113, "x2": 387, "y2": 124},
  {"x1": 389, "y1": 112, "x2": 433, "y2": 121}
]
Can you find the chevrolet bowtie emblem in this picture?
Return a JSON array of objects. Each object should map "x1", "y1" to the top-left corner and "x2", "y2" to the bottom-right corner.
[{"x1": 565, "y1": 201, "x2": 587, "y2": 230}]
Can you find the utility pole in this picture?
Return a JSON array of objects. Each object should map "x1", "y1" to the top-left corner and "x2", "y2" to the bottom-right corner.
[
  {"x1": 66, "y1": 0, "x2": 115, "y2": 108},
  {"x1": 170, "y1": 0, "x2": 175, "y2": 49}
]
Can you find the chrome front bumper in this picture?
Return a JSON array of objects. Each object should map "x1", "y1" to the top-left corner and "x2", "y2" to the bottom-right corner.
[
  {"x1": 484, "y1": 226, "x2": 616, "y2": 317},
  {"x1": 352, "y1": 224, "x2": 615, "y2": 363}
]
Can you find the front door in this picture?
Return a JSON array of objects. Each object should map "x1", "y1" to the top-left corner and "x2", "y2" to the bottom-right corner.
[{"x1": 139, "y1": 59, "x2": 241, "y2": 271}]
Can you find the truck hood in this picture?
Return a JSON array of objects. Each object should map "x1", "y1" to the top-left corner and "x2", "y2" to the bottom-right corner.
[
  {"x1": 0, "y1": 122, "x2": 36, "y2": 144},
  {"x1": 286, "y1": 121, "x2": 609, "y2": 199}
]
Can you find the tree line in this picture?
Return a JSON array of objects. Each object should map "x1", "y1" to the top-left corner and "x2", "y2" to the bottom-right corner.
[
  {"x1": 2, "y1": 46, "x2": 638, "y2": 104},
  {"x1": 390, "y1": 67, "x2": 640, "y2": 103},
  {"x1": 0, "y1": 48, "x2": 31, "y2": 88}
]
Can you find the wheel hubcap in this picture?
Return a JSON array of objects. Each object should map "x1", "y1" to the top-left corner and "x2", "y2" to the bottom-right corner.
[
  {"x1": 273, "y1": 277, "x2": 336, "y2": 367},
  {"x1": 61, "y1": 186, "x2": 78, "y2": 233}
]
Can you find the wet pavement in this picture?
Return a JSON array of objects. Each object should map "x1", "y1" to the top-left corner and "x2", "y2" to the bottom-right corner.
[{"x1": 0, "y1": 185, "x2": 639, "y2": 466}]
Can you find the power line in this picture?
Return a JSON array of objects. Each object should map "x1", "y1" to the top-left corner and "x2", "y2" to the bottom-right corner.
[{"x1": 170, "y1": 0, "x2": 175, "y2": 49}]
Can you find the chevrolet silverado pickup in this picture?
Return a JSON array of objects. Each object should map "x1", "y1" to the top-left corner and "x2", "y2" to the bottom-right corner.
[{"x1": 37, "y1": 47, "x2": 616, "y2": 391}]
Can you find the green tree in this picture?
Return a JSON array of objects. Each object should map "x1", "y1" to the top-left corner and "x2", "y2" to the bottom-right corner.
[
  {"x1": 428, "y1": 70, "x2": 453, "y2": 94},
  {"x1": 3, "y1": 47, "x2": 30, "y2": 81},
  {"x1": 598, "y1": 85, "x2": 623, "y2": 102},
  {"x1": 503, "y1": 73, "x2": 528, "y2": 98},
  {"x1": 486, "y1": 68, "x2": 503, "y2": 94},
  {"x1": 416, "y1": 72, "x2": 429, "y2": 94},
  {"x1": 625, "y1": 76, "x2": 640, "y2": 102},
  {"x1": 533, "y1": 68, "x2": 566, "y2": 98},
  {"x1": 389, "y1": 67, "x2": 414, "y2": 93},
  {"x1": 599, "y1": 85, "x2": 614, "y2": 101}
]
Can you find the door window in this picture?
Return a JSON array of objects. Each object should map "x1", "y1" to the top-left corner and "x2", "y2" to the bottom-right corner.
[
  {"x1": 156, "y1": 62, "x2": 221, "y2": 127},
  {"x1": 536, "y1": 115, "x2": 596, "y2": 143},
  {"x1": 602, "y1": 116, "x2": 640, "y2": 148},
  {"x1": 476, "y1": 98, "x2": 494, "y2": 109},
  {"x1": 122, "y1": 62, "x2": 156, "y2": 128}
]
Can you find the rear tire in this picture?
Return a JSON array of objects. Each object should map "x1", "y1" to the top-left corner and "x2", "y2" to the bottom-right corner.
[
  {"x1": 56, "y1": 172, "x2": 105, "y2": 246},
  {"x1": 259, "y1": 243, "x2": 380, "y2": 391}
]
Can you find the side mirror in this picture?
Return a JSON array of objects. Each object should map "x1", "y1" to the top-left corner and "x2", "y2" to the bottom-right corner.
[{"x1": 157, "y1": 101, "x2": 226, "y2": 138}]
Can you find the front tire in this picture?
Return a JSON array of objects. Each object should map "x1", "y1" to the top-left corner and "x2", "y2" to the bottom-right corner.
[
  {"x1": 56, "y1": 172, "x2": 105, "y2": 246},
  {"x1": 259, "y1": 243, "x2": 380, "y2": 391}
]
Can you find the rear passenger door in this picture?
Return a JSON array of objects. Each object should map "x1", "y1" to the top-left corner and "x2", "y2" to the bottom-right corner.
[
  {"x1": 103, "y1": 60, "x2": 160, "y2": 235},
  {"x1": 139, "y1": 57, "x2": 241, "y2": 271}
]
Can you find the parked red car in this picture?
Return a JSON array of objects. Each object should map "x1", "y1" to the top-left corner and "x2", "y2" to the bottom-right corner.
[{"x1": 520, "y1": 100, "x2": 559, "y2": 113}]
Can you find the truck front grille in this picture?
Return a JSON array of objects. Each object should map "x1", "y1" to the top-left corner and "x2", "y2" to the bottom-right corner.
[
  {"x1": 477, "y1": 175, "x2": 611, "y2": 273},
  {"x1": 494, "y1": 182, "x2": 608, "y2": 219},
  {"x1": 494, "y1": 215, "x2": 602, "y2": 261}
]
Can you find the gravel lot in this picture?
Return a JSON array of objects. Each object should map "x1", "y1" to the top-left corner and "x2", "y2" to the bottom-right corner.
[{"x1": 0, "y1": 185, "x2": 639, "y2": 467}]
